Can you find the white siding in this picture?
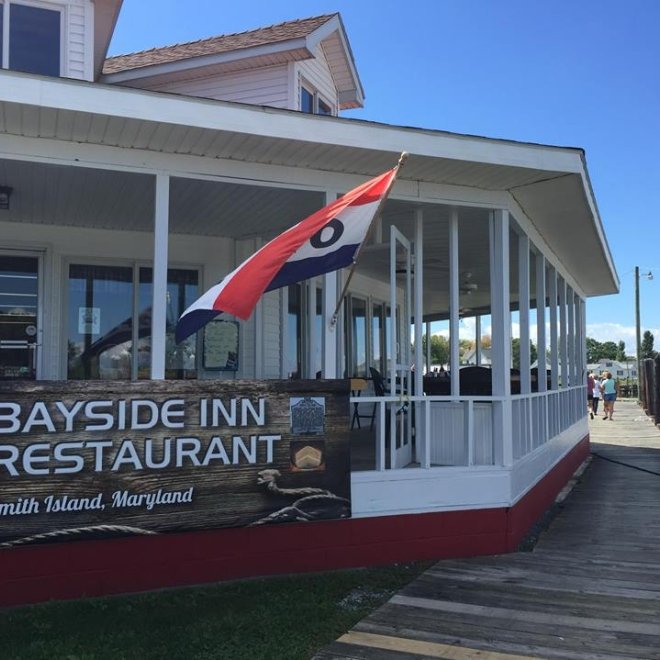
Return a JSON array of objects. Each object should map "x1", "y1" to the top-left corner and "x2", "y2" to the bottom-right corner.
[
  {"x1": 140, "y1": 65, "x2": 290, "y2": 108},
  {"x1": 65, "y1": 0, "x2": 88, "y2": 80},
  {"x1": 295, "y1": 44, "x2": 339, "y2": 113},
  {"x1": 262, "y1": 289, "x2": 281, "y2": 378}
]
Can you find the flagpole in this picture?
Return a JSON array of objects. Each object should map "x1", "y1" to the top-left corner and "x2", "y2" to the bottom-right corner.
[{"x1": 330, "y1": 151, "x2": 408, "y2": 328}]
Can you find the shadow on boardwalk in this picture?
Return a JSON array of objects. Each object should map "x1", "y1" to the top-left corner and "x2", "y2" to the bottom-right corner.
[{"x1": 316, "y1": 399, "x2": 660, "y2": 659}]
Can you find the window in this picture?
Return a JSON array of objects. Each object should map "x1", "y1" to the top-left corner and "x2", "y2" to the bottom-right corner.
[
  {"x1": 349, "y1": 296, "x2": 368, "y2": 377},
  {"x1": 616, "y1": 370, "x2": 623, "y2": 376},
  {"x1": 317, "y1": 98, "x2": 332, "y2": 116},
  {"x1": 67, "y1": 264, "x2": 199, "y2": 380},
  {"x1": 67, "y1": 265, "x2": 134, "y2": 380},
  {"x1": 1, "y1": 2, "x2": 61, "y2": 76},
  {"x1": 343, "y1": 296, "x2": 398, "y2": 378},
  {"x1": 137, "y1": 268, "x2": 199, "y2": 380},
  {"x1": 299, "y1": 80, "x2": 334, "y2": 116},
  {"x1": 300, "y1": 86, "x2": 314, "y2": 114}
]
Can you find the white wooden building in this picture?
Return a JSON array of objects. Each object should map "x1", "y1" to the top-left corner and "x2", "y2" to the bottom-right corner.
[{"x1": 0, "y1": 0, "x2": 619, "y2": 604}]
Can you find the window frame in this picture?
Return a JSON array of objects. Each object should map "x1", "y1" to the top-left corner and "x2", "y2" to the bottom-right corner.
[
  {"x1": 63, "y1": 257, "x2": 201, "y2": 381},
  {"x1": 299, "y1": 76, "x2": 336, "y2": 116}
]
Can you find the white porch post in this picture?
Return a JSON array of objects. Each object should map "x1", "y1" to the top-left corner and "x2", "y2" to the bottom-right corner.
[
  {"x1": 307, "y1": 280, "x2": 316, "y2": 378},
  {"x1": 414, "y1": 208, "x2": 424, "y2": 390},
  {"x1": 519, "y1": 234, "x2": 531, "y2": 393},
  {"x1": 548, "y1": 266, "x2": 559, "y2": 390},
  {"x1": 475, "y1": 316, "x2": 482, "y2": 365},
  {"x1": 151, "y1": 173, "x2": 169, "y2": 380},
  {"x1": 490, "y1": 210, "x2": 512, "y2": 466},
  {"x1": 536, "y1": 254, "x2": 547, "y2": 392},
  {"x1": 254, "y1": 237, "x2": 264, "y2": 379},
  {"x1": 580, "y1": 297, "x2": 587, "y2": 378},
  {"x1": 449, "y1": 208, "x2": 460, "y2": 395},
  {"x1": 567, "y1": 286, "x2": 575, "y2": 386},
  {"x1": 425, "y1": 321, "x2": 431, "y2": 373},
  {"x1": 414, "y1": 208, "x2": 425, "y2": 465},
  {"x1": 559, "y1": 277, "x2": 568, "y2": 388},
  {"x1": 323, "y1": 191, "x2": 338, "y2": 378}
]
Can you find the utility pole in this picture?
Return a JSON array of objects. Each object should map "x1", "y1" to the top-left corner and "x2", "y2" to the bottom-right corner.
[{"x1": 635, "y1": 267, "x2": 654, "y2": 404}]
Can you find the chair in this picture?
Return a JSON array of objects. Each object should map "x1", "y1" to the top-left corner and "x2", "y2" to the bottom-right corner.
[
  {"x1": 370, "y1": 367, "x2": 408, "y2": 420},
  {"x1": 350, "y1": 378, "x2": 371, "y2": 430}
]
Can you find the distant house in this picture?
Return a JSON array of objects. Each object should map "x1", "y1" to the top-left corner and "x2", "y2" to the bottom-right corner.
[
  {"x1": 588, "y1": 359, "x2": 637, "y2": 380},
  {"x1": 461, "y1": 347, "x2": 492, "y2": 366}
]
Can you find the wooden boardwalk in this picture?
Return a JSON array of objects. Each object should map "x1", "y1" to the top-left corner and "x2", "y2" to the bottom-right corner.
[{"x1": 316, "y1": 400, "x2": 660, "y2": 659}]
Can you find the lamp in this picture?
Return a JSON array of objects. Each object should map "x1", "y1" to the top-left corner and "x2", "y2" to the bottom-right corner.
[
  {"x1": 635, "y1": 267, "x2": 653, "y2": 403},
  {"x1": 0, "y1": 186, "x2": 12, "y2": 210}
]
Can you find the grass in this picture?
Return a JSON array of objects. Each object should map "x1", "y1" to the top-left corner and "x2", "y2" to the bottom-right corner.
[{"x1": 0, "y1": 562, "x2": 431, "y2": 660}]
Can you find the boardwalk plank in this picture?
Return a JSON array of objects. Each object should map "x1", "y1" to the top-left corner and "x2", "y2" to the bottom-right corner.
[{"x1": 315, "y1": 401, "x2": 660, "y2": 659}]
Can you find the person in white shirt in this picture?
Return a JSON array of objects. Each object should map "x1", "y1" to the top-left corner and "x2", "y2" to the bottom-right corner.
[{"x1": 591, "y1": 376, "x2": 602, "y2": 418}]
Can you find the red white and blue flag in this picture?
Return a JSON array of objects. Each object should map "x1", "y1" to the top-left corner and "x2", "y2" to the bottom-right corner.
[{"x1": 175, "y1": 166, "x2": 400, "y2": 343}]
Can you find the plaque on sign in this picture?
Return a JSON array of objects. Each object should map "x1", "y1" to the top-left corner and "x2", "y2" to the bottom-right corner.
[{"x1": 290, "y1": 396, "x2": 325, "y2": 435}]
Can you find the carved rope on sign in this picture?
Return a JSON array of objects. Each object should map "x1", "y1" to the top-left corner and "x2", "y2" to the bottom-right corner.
[{"x1": 0, "y1": 524, "x2": 158, "y2": 548}]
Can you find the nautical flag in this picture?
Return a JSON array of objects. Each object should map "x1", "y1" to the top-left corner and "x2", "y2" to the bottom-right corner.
[{"x1": 175, "y1": 164, "x2": 401, "y2": 343}]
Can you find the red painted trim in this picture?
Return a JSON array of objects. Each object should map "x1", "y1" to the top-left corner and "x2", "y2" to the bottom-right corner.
[
  {"x1": 505, "y1": 434, "x2": 590, "y2": 551},
  {"x1": 0, "y1": 435, "x2": 589, "y2": 608}
]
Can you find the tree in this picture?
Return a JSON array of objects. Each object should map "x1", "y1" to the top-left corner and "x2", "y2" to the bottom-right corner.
[
  {"x1": 600, "y1": 341, "x2": 618, "y2": 360},
  {"x1": 586, "y1": 337, "x2": 603, "y2": 362},
  {"x1": 511, "y1": 339, "x2": 538, "y2": 370},
  {"x1": 615, "y1": 341, "x2": 627, "y2": 362},
  {"x1": 641, "y1": 331, "x2": 657, "y2": 359},
  {"x1": 420, "y1": 334, "x2": 449, "y2": 366}
]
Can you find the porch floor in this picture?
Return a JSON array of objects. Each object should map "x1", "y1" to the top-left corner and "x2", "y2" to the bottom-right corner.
[{"x1": 319, "y1": 399, "x2": 660, "y2": 658}]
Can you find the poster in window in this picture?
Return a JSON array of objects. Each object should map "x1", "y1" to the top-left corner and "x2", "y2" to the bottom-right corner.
[
  {"x1": 203, "y1": 320, "x2": 239, "y2": 370},
  {"x1": 78, "y1": 307, "x2": 100, "y2": 335}
]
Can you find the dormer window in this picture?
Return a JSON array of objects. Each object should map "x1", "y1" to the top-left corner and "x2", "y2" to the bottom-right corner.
[
  {"x1": 0, "y1": 1, "x2": 62, "y2": 76},
  {"x1": 300, "y1": 81, "x2": 335, "y2": 116},
  {"x1": 317, "y1": 98, "x2": 332, "y2": 116},
  {"x1": 300, "y1": 86, "x2": 314, "y2": 114}
]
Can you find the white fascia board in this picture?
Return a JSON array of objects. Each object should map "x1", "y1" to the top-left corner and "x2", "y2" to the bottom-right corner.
[
  {"x1": 306, "y1": 14, "x2": 365, "y2": 108},
  {"x1": 577, "y1": 156, "x2": 619, "y2": 291},
  {"x1": 0, "y1": 71, "x2": 585, "y2": 175},
  {"x1": 102, "y1": 38, "x2": 311, "y2": 84}
]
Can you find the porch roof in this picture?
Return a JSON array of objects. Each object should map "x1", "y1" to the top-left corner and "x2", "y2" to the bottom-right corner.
[{"x1": 0, "y1": 69, "x2": 618, "y2": 298}]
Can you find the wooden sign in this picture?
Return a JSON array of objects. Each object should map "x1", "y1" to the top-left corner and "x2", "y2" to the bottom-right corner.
[{"x1": 0, "y1": 379, "x2": 350, "y2": 548}]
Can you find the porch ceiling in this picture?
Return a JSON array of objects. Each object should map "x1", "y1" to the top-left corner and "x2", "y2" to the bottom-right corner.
[{"x1": 0, "y1": 71, "x2": 618, "y2": 297}]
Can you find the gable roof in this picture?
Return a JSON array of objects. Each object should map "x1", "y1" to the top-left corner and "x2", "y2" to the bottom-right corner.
[
  {"x1": 102, "y1": 13, "x2": 364, "y2": 109},
  {"x1": 103, "y1": 14, "x2": 336, "y2": 74}
]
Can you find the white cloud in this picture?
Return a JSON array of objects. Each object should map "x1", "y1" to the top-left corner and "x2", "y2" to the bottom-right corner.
[{"x1": 586, "y1": 322, "x2": 660, "y2": 349}]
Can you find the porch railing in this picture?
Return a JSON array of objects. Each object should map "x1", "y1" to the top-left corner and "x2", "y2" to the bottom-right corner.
[{"x1": 351, "y1": 385, "x2": 586, "y2": 471}]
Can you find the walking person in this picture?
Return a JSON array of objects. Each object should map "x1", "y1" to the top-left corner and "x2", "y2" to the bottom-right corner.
[
  {"x1": 602, "y1": 371, "x2": 617, "y2": 420},
  {"x1": 592, "y1": 375, "x2": 602, "y2": 417},
  {"x1": 587, "y1": 372, "x2": 595, "y2": 419}
]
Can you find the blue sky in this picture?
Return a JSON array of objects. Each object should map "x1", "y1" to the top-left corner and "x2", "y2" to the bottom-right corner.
[{"x1": 108, "y1": 0, "x2": 660, "y2": 353}]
